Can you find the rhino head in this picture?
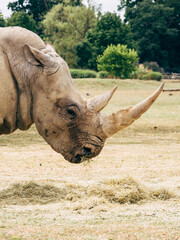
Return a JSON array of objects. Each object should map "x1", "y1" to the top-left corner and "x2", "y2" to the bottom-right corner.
[{"x1": 22, "y1": 43, "x2": 163, "y2": 164}]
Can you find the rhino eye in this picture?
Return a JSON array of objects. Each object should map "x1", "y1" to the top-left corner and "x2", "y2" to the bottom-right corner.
[{"x1": 66, "y1": 108, "x2": 77, "y2": 119}]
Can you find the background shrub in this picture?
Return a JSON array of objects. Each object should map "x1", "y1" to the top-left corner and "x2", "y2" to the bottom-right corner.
[
  {"x1": 97, "y1": 71, "x2": 109, "y2": 79},
  {"x1": 70, "y1": 69, "x2": 97, "y2": 78},
  {"x1": 143, "y1": 61, "x2": 163, "y2": 73},
  {"x1": 143, "y1": 71, "x2": 163, "y2": 81},
  {"x1": 97, "y1": 44, "x2": 138, "y2": 78},
  {"x1": 131, "y1": 67, "x2": 147, "y2": 79}
]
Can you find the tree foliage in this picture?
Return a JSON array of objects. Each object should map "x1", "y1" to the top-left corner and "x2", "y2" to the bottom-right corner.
[
  {"x1": 76, "y1": 12, "x2": 135, "y2": 69},
  {"x1": 119, "y1": 0, "x2": 180, "y2": 71},
  {"x1": 87, "y1": 12, "x2": 134, "y2": 54},
  {"x1": 4, "y1": 0, "x2": 179, "y2": 72},
  {"x1": 6, "y1": 11, "x2": 36, "y2": 32},
  {"x1": 97, "y1": 44, "x2": 138, "y2": 78},
  {"x1": 42, "y1": 3, "x2": 96, "y2": 67},
  {"x1": 75, "y1": 40, "x2": 92, "y2": 69},
  {"x1": 0, "y1": 12, "x2": 5, "y2": 27},
  {"x1": 8, "y1": 0, "x2": 82, "y2": 23}
]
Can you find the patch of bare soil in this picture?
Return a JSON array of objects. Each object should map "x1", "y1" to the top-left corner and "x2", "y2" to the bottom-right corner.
[{"x1": 0, "y1": 177, "x2": 175, "y2": 206}]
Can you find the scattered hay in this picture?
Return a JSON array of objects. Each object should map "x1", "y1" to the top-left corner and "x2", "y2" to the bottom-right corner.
[
  {"x1": 96, "y1": 177, "x2": 149, "y2": 204},
  {"x1": 0, "y1": 178, "x2": 175, "y2": 206},
  {"x1": 0, "y1": 182, "x2": 67, "y2": 205},
  {"x1": 96, "y1": 177, "x2": 175, "y2": 204},
  {"x1": 150, "y1": 188, "x2": 175, "y2": 200}
]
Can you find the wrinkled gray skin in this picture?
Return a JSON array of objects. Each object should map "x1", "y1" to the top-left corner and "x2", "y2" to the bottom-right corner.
[{"x1": 0, "y1": 27, "x2": 106, "y2": 163}]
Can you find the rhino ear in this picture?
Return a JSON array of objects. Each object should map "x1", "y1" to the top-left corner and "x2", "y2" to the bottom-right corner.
[{"x1": 23, "y1": 44, "x2": 59, "y2": 75}]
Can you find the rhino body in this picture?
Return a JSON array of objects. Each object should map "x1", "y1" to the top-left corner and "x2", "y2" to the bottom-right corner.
[{"x1": 0, "y1": 27, "x2": 163, "y2": 163}]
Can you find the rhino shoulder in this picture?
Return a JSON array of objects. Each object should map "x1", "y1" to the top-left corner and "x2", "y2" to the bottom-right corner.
[{"x1": 0, "y1": 27, "x2": 46, "y2": 51}]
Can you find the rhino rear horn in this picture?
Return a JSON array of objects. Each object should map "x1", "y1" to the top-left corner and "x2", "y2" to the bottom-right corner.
[
  {"x1": 102, "y1": 83, "x2": 164, "y2": 137},
  {"x1": 23, "y1": 44, "x2": 59, "y2": 75},
  {"x1": 87, "y1": 86, "x2": 118, "y2": 112}
]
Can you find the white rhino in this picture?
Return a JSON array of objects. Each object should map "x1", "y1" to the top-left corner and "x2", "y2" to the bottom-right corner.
[{"x1": 0, "y1": 27, "x2": 164, "y2": 163}]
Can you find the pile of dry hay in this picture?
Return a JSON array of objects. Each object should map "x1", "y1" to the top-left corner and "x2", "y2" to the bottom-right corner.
[{"x1": 0, "y1": 177, "x2": 175, "y2": 206}]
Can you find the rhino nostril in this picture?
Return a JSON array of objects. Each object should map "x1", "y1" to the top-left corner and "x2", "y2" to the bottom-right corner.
[{"x1": 83, "y1": 147, "x2": 92, "y2": 157}]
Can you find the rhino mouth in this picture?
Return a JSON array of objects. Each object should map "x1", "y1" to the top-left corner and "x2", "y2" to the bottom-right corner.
[
  {"x1": 72, "y1": 155, "x2": 88, "y2": 164},
  {"x1": 62, "y1": 135, "x2": 104, "y2": 164},
  {"x1": 71, "y1": 147, "x2": 93, "y2": 164},
  {"x1": 71, "y1": 148, "x2": 93, "y2": 163}
]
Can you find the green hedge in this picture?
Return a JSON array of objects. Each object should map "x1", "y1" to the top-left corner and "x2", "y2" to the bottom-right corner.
[
  {"x1": 143, "y1": 71, "x2": 163, "y2": 81},
  {"x1": 70, "y1": 69, "x2": 97, "y2": 78}
]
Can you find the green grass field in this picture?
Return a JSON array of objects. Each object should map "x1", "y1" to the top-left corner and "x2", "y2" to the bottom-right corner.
[{"x1": 0, "y1": 79, "x2": 180, "y2": 240}]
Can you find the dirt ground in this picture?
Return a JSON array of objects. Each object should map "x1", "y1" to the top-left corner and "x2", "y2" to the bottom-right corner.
[{"x1": 0, "y1": 80, "x2": 180, "y2": 240}]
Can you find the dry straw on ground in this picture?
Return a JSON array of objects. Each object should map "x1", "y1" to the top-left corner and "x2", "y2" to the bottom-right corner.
[
  {"x1": 0, "y1": 80, "x2": 179, "y2": 239},
  {"x1": 0, "y1": 177, "x2": 175, "y2": 206}
]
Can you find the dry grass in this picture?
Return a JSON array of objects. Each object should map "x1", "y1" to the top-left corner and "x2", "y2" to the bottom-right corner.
[
  {"x1": 0, "y1": 178, "x2": 175, "y2": 206},
  {"x1": 0, "y1": 79, "x2": 180, "y2": 240},
  {"x1": 0, "y1": 182, "x2": 65, "y2": 205}
]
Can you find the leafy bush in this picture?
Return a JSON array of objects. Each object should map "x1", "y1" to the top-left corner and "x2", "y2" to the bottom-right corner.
[
  {"x1": 97, "y1": 44, "x2": 138, "y2": 78},
  {"x1": 143, "y1": 71, "x2": 163, "y2": 81},
  {"x1": 97, "y1": 71, "x2": 109, "y2": 79},
  {"x1": 70, "y1": 69, "x2": 97, "y2": 78},
  {"x1": 143, "y1": 61, "x2": 162, "y2": 72},
  {"x1": 131, "y1": 67, "x2": 147, "y2": 79}
]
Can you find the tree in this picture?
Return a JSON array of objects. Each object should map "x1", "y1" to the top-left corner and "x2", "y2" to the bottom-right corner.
[
  {"x1": 42, "y1": 3, "x2": 96, "y2": 67},
  {"x1": 8, "y1": 0, "x2": 82, "y2": 23},
  {"x1": 0, "y1": 12, "x2": 5, "y2": 27},
  {"x1": 119, "y1": 0, "x2": 180, "y2": 71},
  {"x1": 88, "y1": 12, "x2": 134, "y2": 53},
  {"x1": 97, "y1": 44, "x2": 138, "y2": 78},
  {"x1": 118, "y1": 0, "x2": 143, "y2": 20},
  {"x1": 75, "y1": 40, "x2": 92, "y2": 69},
  {"x1": 76, "y1": 12, "x2": 135, "y2": 69},
  {"x1": 160, "y1": 0, "x2": 180, "y2": 71},
  {"x1": 6, "y1": 11, "x2": 36, "y2": 32}
]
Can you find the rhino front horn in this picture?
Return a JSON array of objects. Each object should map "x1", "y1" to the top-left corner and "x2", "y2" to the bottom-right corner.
[{"x1": 102, "y1": 83, "x2": 164, "y2": 137}]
